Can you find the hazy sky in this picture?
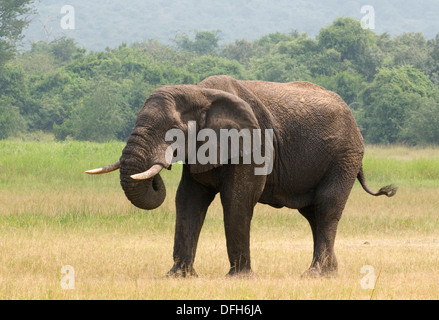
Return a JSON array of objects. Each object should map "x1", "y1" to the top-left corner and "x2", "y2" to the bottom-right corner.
[{"x1": 24, "y1": 0, "x2": 439, "y2": 50}]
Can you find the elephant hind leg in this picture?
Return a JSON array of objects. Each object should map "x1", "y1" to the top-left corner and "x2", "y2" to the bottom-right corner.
[
  {"x1": 299, "y1": 167, "x2": 358, "y2": 277},
  {"x1": 299, "y1": 204, "x2": 340, "y2": 278}
]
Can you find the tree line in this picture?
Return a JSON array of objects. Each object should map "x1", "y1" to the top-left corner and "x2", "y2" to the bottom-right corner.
[{"x1": 1, "y1": 15, "x2": 439, "y2": 144}]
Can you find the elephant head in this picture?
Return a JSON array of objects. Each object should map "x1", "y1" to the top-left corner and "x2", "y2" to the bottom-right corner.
[{"x1": 86, "y1": 85, "x2": 260, "y2": 210}]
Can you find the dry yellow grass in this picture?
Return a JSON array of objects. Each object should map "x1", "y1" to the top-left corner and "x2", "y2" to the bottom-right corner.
[
  {"x1": 0, "y1": 142, "x2": 438, "y2": 300},
  {"x1": 1, "y1": 187, "x2": 438, "y2": 300}
]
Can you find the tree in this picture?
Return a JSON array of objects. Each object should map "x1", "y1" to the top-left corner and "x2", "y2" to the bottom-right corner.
[
  {"x1": 401, "y1": 100, "x2": 439, "y2": 145},
  {"x1": 249, "y1": 53, "x2": 310, "y2": 82},
  {"x1": 0, "y1": 96, "x2": 24, "y2": 139},
  {"x1": 187, "y1": 55, "x2": 246, "y2": 81},
  {"x1": 24, "y1": 67, "x2": 87, "y2": 131},
  {"x1": 54, "y1": 79, "x2": 126, "y2": 142},
  {"x1": 0, "y1": 0, "x2": 34, "y2": 68},
  {"x1": 427, "y1": 33, "x2": 439, "y2": 85},
  {"x1": 387, "y1": 33, "x2": 433, "y2": 76},
  {"x1": 359, "y1": 66, "x2": 439, "y2": 143},
  {"x1": 50, "y1": 37, "x2": 85, "y2": 63},
  {"x1": 313, "y1": 71, "x2": 366, "y2": 105},
  {"x1": 0, "y1": 63, "x2": 27, "y2": 139},
  {"x1": 222, "y1": 39, "x2": 255, "y2": 65},
  {"x1": 317, "y1": 17, "x2": 382, "y2": 80},
  {"x1": 174, "y1": 31, "x2": 221, "y2": 55}
]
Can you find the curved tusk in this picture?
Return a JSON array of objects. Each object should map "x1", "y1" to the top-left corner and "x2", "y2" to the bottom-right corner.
[
  {"x1": 130, "y1": 164, "x2": 163, "y2": 180},
  {"x1": 85, "y1": 161, "x2": 120, "y2": 175}
]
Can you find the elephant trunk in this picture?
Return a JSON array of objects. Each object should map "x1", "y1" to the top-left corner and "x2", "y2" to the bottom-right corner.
[{"x1": 119, "y1": 143, "x2": 166, "y2": 210}]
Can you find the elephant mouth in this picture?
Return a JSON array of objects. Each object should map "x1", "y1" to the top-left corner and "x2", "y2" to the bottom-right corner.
[
  {"x1": 86, "y1": 160, "x2": 167, "y2": 210},
  {"x1": 129, "y1": 164, "x2": 164, "y2": 180},
  {"x1": 119, "y1": 166, "x2": 167, "y2": 211},
  {"x1": 118, "y1": 151, "x2": 167, "y2": 210},
  {"x1": 151, "y1": 176, "x2": 160, "y2": 191}
]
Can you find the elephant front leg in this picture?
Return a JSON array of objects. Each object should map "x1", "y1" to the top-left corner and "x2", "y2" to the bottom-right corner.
[
  {"x1": 220, "y1": 166, "x2": 265, "y2": 276},
  {"x1": 223, "y1": 206, "x2": 253, "y2": 276},
  {"x1": 167, "y1": 171, "x2": 216, "y2": 278}
]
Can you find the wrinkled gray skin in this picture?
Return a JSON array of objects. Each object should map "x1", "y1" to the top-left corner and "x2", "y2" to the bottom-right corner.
[{"x1": 110, "y1": 75, "x2": 397, "y2": 278}]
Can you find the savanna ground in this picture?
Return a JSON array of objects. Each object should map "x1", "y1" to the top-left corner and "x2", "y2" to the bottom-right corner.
[{"x1": 0, "y1": 140, "x2": 438, "y2": 300}]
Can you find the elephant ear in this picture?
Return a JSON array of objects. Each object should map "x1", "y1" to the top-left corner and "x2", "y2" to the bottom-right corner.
[{"x1": 189, "y1": 89, "x2": 260, "y2": 174}]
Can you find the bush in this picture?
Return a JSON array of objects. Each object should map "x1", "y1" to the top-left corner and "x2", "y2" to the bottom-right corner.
[
  {"x1": 401, "y1": 100, "x2": 439, "y2": 144},
  {"x1": 54, "y1": 80, "x2": 125, "y2": 142},
  {"x1": 359, "y1": 66, "x2": 439, "y2": 144},
  {"x1": 0, "y1": 96, "x2": 25, "y2": 139}
]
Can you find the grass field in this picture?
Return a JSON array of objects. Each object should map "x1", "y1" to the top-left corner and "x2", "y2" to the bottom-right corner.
[{"x1": 0, "y1": 141, "x2": 438, "y2": 300}]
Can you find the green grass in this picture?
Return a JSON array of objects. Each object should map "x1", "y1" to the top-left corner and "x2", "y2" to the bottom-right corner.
[
  {"x1": 1, "y1": 141, "x2": 439, "y2": 299},
  {"x1": 1, "y1": 141, "x2": 122, "y2": 190},
  {"x1": 363, "y1": 145, "x2": 439, "y2": 187},
  {"x1": 2, "y1": 141, "x2": 438, "y2": 190}
]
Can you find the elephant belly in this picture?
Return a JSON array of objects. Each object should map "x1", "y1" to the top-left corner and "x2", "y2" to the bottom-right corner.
[
  {"x1": 258, "y1": 185, "x2": 316, "y2": 209},
  {"x1": 258, "y1": 160, "x2": 327, "y2": 209}
]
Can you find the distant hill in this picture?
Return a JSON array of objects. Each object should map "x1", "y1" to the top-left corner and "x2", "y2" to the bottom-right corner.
[{"x1": 23, "y1": 0, "x2": 439, "y2": 51}]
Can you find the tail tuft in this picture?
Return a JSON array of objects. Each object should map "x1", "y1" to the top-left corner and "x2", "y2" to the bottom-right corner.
[
  {"x1": 377, "y1": 184, "x2": 398, "y2": 197},
  {"x1": 357, "y1": 167, "x2": 398, "y2": 197}
]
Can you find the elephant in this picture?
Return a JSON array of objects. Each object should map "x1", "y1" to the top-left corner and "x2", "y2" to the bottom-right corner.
[{"x1": 86, "y1": 75, "x2": 397, "y2": 278}]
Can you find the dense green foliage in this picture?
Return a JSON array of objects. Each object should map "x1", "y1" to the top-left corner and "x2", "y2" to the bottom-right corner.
[
  {"x1": 0, "y1": 0, "x2": 34, "y2": 68},
  {"x1": 2, "y1": 17, "x2": 439, "y2": 144}
]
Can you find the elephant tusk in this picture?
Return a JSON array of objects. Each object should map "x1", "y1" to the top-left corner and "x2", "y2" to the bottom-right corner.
[
  {"x1": 130, "y1": 164, "x2": 163, "y2": 180},
  {"x1": 85, "y1": 161, "x2": 120, "y2": 175}
]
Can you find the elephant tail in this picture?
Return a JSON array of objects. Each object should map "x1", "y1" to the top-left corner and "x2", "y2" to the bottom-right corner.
[{"x1": 357, "y1": 167, "x2": 397, "y2": 197}]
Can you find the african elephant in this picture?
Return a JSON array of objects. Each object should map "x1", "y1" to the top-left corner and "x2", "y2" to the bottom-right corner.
[{"x1": 86, "y1": 75, "x2": 396, "y2": 277}]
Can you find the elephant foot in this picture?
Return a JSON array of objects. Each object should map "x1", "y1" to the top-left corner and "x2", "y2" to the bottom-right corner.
[
  {"x1": 226, "y1": 267, "x2": 254, "y2": 278},
  {"x1": 301, "y1": 267, "x2": 322, "y2": 279},
  {"x1": 166, "y1": 264, "x2": 198, "y2": 278},
  {"x1": 301, "y1": 266, "x2": 338, "y2": 279}
]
